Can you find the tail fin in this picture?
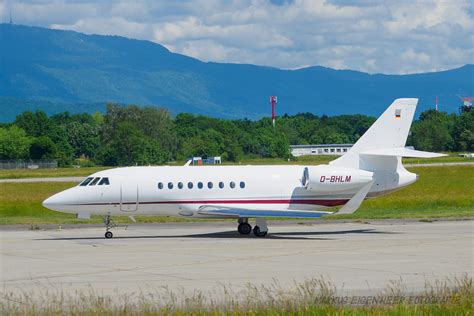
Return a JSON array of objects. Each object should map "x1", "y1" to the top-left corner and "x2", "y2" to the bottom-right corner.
[
  {"x1": 330, "y1": 98, "x2": 418, "y2": 170},
  {"x1": 329, "y1": 98, "x2": 445, "y2": 214}
]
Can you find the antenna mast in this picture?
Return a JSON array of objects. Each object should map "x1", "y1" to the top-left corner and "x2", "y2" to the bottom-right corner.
[{"x1": 270, "y1": 96, "x2": 277, "y2": 129}]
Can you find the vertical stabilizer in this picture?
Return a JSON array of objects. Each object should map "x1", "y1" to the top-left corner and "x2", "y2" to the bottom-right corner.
[{"x1": 330, "y1": 98, "x2": 418, "y2": 169}]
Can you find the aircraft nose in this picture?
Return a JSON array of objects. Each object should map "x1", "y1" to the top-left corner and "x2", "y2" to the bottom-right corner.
[
  {"x1": 42, "y1": 193, "x2": 62, "y2": 210},
  {"x1": 42, "y1": 188, "x2": 78, "y2": 213}
]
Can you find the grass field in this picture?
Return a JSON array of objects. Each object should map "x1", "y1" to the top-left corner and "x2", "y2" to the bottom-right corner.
[
  {"x1": 0, "y1": 154, "x2": 471, "y2": 179},
  {"x1": 0, "y1": 165, "x2": 472, "y2": 225},
  {"x1": 333, "y1": 165, "x2": 474, "y2": 219},
  {"x1": 0, "y1": 167, "x2": 107, "y2": 179},
  {"x1": 1, "y1": 276, "x2": 472, "y2": 315}
]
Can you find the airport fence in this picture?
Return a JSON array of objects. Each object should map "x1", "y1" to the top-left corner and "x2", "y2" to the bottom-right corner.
[{"x1": 0, "y1": 160, "x2": 58, "y2": 169}]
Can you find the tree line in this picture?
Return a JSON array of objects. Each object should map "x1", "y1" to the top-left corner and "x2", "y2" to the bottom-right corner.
[{"x1": 0, "y1": 104, "x2": 472, "y2": 166}]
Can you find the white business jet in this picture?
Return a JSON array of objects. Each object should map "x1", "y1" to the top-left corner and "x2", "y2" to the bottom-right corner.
[{"x1": 43, "y1": 99, "x2": 444, "y2": 238}]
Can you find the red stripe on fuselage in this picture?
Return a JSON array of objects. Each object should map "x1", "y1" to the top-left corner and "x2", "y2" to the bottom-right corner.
[{"x1": 73, "y1": 199, "x2": 349, "y2": 207}]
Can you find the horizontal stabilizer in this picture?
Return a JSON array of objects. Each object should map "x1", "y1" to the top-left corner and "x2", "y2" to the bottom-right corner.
[
  {"x1": 360, "y1": 147, "x2": 447, "y2": 158},
  {"x1": 198, "y1": 206, "x2": 332, "y2": 218}
]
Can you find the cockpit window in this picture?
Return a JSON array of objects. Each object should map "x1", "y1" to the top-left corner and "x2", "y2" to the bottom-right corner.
[
  {"x1": 89, "y1": 177, "x2": 101, "y2": 186},
  {"x1": 79, "y1": 177, "x2": 94, "y2": 186},
  {"x1": 98, "y1": 177, "x2": 110, "y2": 186}
]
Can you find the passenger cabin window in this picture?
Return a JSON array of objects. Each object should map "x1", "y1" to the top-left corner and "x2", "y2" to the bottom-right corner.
[
  {"x1": 89, "y1": 177, "x2": 101, "y2": 186},
  {"x1": 98, "y1": 177, "x2": 110, "y2": 186},
  {"x1": 79, "y1": 177, "x2": 94, "y2": 186},
  {"x1": 156, "y1": 180, "x2": 246, "y2": 190}
]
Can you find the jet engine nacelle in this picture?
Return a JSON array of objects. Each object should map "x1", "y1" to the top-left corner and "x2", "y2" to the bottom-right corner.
[{"x1": 302, "y1": 165, "x2": 374, "y2": 192}]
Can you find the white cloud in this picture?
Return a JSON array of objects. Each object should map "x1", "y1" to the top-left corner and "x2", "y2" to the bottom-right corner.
[
  {"x1": 2, "y1": 0, "x2": 473, "y2": 74},
  {"x1": 51, "y1": 17, "x2": 152, "y2": 40}
]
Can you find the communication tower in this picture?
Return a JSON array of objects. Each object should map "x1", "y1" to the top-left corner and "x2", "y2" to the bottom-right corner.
[{"x1": 270, "y1": 96, "x2": 277, "y2": 128}]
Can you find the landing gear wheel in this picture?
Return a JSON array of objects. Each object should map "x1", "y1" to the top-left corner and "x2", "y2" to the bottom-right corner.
[
  {"x1": 238, "y1": 222, "x2": 252, "y2": 235},
  {"x1": 103, "y1": 215, "x2": 116, "y2": 239},
  {"x1": 253, "y1": 226, "x2": 267, "y2": 237}
]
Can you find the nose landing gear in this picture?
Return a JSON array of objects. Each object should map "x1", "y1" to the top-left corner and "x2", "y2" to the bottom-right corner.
[{"x1": 103, "y1": 215, "x2": 116, "y2": 239}]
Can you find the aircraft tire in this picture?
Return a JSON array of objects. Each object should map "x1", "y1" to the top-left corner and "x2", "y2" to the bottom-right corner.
[
  {"x1": 105, "y1": 231, "x2": 113, "y2": 239},
  {"x1": 253, "y1": 226, "x2": 267, "y2": 237},
  {"x1": 238, "y1": 223, "x2": 252, "y2": 235}
]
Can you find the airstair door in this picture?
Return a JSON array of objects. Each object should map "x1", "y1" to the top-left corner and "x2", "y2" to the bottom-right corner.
[{"x1": 120, "y1": 183, "x2": 138, "y2": 212}]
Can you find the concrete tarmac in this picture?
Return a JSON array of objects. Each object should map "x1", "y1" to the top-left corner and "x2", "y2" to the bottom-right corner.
[{"x1": 1, "y1": 220, "x2": 472, "y2": 298}]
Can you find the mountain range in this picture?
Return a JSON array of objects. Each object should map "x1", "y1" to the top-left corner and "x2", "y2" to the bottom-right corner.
[{"x1": 0, "y1": 23, "x2": 473, "y2": 122}]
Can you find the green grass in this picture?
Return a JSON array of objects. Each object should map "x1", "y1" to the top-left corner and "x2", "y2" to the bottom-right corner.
[
  {"x1": 403, "y1": 154, "x2": 474, "y2": 164},
  {"x1": 330, "y1": 165, "x2": 474, "y2": 219},
  {"x1": 0, "y1": 167, "x2": 108, "y2": 179},
  {"x1": 0, "y1": 154, "x2": 471, "y2": 179},
  {"x1": 0, "y1": 165, "x2": 472, "y2": 225},
  {"x1": 225, "y1": 155, "x2": 339, "y2": 165},
  {"x1": 1, "y1": 275, "x2": 472, "y2": 315},
  {"x1": 225, "y1": 154, "x2": 473, "y2": 166}
]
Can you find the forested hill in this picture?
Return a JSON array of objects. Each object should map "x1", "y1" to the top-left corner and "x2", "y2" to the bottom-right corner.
[
  {"x1": 1, "y1": 23, "x2": 473, "y2": 122},
  {"x1": 1, "y1": 105, "x2": 472, "y2": 167}
]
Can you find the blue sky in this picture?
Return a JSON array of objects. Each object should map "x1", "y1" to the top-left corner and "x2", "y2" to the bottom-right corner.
[{"x1": 1, "y1": 0, "x2": 473, "y2": 74}]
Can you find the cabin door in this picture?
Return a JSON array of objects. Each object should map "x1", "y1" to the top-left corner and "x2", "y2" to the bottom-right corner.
[{"x1": 120, "y1": 183, "x2": 138, "y2": 212}]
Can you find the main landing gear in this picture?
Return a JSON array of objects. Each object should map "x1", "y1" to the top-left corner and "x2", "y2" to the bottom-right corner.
[
  {"x1": 237, "y1": 218, "x2": 268, "y2": 237},
  {"x1": 103, "y1": 215, "x2": 116, "y2": 239}
]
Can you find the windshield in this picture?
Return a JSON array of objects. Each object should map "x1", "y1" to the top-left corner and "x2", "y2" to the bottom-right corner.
[
  {"x1": 79, "y1": 177, "x2": 94, "y2": 186},
  {"x1": 79, "y1": 176, "x2": 111, "y2": 186}
]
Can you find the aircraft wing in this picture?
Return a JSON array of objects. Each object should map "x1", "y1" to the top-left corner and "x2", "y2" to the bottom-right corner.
[
  {"x1": 197, "y1": 206, "x2": 332, "y2": 218},
  {"x1": 334, "y1": 180, "x2": 373, "y2": 214}
]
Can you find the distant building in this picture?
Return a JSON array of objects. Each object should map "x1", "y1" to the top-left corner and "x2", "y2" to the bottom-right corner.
[
  {"x1": 203, "y1": 156, "x2": 222, "y2": 164},
  {"x1": 290, "y1": 144, "x2": 353, "y2": 157},
  {"x1": 189, "y1": 156, "x2": 222, "y2": 165},
  {"x1": 190, "y1": 157, "x2": 203, "y2": 165}
]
